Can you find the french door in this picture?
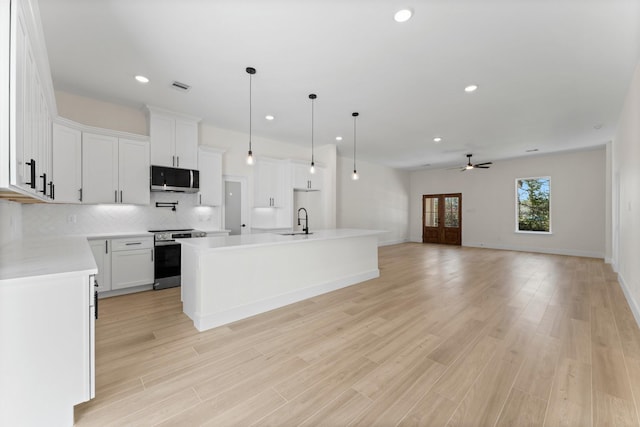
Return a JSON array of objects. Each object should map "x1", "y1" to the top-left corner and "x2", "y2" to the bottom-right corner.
[{"x1": 422, "y1": 193, "x2": 462, "y2": 245}]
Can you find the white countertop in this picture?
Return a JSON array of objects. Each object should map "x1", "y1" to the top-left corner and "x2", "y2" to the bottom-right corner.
[
  {"x1": 87, "y1": 231, "x2": 153, "y2": 240},
  {"x1": 176, "y1": 228, "x2": 383, "y2": 251},
  {"x1": 0, "y1": 236, "x2": 98, "y2": 282}
]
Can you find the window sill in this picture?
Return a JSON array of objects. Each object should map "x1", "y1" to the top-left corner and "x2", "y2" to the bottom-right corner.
[{"x1": 515, "y1": 230, "x2": 553, "y2": 235}]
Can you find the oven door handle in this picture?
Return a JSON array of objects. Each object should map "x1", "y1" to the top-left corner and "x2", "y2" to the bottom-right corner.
[{"x1": 154, "y1": 241, "x2": 180, "y2": 247}]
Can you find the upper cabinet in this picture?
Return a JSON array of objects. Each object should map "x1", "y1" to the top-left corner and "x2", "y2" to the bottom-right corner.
[
  {"x1": 291, "y1": 161, "x2": 323, "y2": 192},
  {"x1": 146, "y1": 106, "x2": 200, "y2": 170},
  {"x1": 198, "y1": 146, "x2": 223, "y2": 206},
  {"x1": 1, "y1": 0, "x2": 57, "y2": 202},
  {"x1": 254, "y1": 157, "x2": 285, "y2": 208},
  {"x1": 52, "y1": 122, "x2": 82, "y2": 203}
]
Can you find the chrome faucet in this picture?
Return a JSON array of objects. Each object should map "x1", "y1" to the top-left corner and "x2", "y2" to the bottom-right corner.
[{"x1": 297, "y1": 207, "x2": 309, "y2": 234}]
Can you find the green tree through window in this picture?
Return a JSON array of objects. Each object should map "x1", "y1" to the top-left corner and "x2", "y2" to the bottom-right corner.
[{"x1": 516, "y1": 177, "x2": 550, "y2": 232}]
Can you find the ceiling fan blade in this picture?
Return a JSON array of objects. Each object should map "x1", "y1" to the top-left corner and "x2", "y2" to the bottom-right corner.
[
  {"x1": 475, "y1": 165, "x2": 490, "y2": 169},
  {"x1": 474, "y1": 162, "x2": 493, "y2": 167},
  {"x1": 459, "y1": 168, "x2": 467, "y2": 172}
]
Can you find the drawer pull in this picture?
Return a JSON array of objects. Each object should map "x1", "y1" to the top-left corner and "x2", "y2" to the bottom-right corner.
[{"x1": 125, "y1": 242, "x2": 142, "y2": 245}]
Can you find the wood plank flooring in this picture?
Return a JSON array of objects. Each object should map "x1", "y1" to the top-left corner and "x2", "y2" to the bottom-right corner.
[{"x1": 74, "y1": 243, "x2": 640, "y2": 426}]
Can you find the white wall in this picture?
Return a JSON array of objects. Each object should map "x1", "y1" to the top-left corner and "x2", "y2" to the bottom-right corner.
[
  {"x1": 613, "y1": 62, "x2": 640, "y2": 323},
  {"x1": 409, "y1": 148, "x2": 606, "y2": 258},
  {"x1": 0, "y1": 200, "x2": 22, "y2": 245},
  {"x1": 337, "y1": 156, "x2": 410, "y2": 245}
]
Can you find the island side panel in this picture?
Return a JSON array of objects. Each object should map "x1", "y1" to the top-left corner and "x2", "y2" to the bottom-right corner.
[
  {"x1": 181, "y1": 244, "x2": 201, "y2": 320},
  {"x1": 185, "y1": 234, "x2": 379, "y2": 331}
]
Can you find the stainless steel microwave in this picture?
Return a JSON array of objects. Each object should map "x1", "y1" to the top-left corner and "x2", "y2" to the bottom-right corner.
[{"x1": 150, "y1": 165, "x2": 199, "y2": 193}]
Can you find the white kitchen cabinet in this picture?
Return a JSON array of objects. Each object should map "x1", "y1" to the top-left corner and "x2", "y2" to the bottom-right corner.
[
  {"x1": 198, "y1": 146, "x2": 223, "y2": 206},
  {"x1": 0, "y1": 237, "x2": 96, "y2": 427},
  {"x1": 254, "y1": 157, "x2": 285, "y2": 207},
  {"x1": 52, "y1": 122, "x2": 82, "y2": 203},
  {"x1": 89, "y1": 238, "x2": 112, "y2": 293},
  {"x1": 110, "y1": 236, "x2": 154, "y2": 290},
  {"x1": 82, "y1": 132, "x2": 119, "y2": 204},
  {"x1": 292, "y1": 161, "x2": 323, "y2": 191},
  {"x1": 147, "y1": 106, "x2": 200, "y2": 169},
  {"x1": 82, "y1": 132, "x2": 150, "y2": 205},
  {"x1": 119, "y1": 138, "x2": 150, "y2": 205},
  {"x1": 2, "y1": 0, "x2": 56, "y2": 201}
]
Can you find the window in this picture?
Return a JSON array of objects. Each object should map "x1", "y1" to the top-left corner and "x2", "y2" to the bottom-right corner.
[{"x1": 516, "y1": 177, "x2": 551, "y2": 233}]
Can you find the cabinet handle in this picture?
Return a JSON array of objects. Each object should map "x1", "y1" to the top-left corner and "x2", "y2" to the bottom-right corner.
[
  {"x1": 105, "y1": 240, "x2": 108, "y2": 254},
  {"x1": 177, "y1": 156, "x2": 180, "y2": 167},
  {"x1": 125, "y1": 242, "x2": 142, "y2": 245},
  {"x1": 172, "y1": 155, "x2": 175, "y2": 167},
  {"x1": 151, "y1": 250, "x2": 154, "y2": 262},
  {"x1": 52, "y1": 183, "x2": 55, "y2": 200},
  {"x1": 199, "y1": 194, "x2": 202, "y2": 205},
  {"x1": 39, "y1": 173, "x2": 47, "y2": 194},
  {"x1": 120, "y1": 190, "x2": 123, "y2": 203},
  {"x1": 25, "y1": 159, "x2": 36, "y2": 189},
  {"x1": 48, "y1": 181, "x2": 54, "y2": 199},
  {"x1": 79, "y1": 188, "x2": 83, "y2": 202},
  {"x1": 95, "y1": 290, "x2": 99, "y2": 319},
  {"x1": 114, "y1": 190, "x2": 118, "y2": 203}
]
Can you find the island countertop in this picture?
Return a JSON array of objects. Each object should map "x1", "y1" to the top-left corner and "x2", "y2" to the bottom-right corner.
[{"x1": 176, "y1": 228, "x2": 383, "y2": 251}]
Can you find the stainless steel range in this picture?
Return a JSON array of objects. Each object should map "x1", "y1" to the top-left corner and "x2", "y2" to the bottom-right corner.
[{"x1": 150, "y1": 228, "x2": 206, "y2": 290}]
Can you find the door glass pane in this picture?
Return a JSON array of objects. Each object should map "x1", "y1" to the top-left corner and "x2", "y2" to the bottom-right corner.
[
  {"x1": 424, "y1": 197, "x2": 438, "y2": 227},
  {"x1": 444, "y1": 197, "x2": 459, "y2": 227}
]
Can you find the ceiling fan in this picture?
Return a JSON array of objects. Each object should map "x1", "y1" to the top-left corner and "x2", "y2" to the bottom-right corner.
[{"x1": 461, "y1": 154, "x2": 492, "y2": 171}]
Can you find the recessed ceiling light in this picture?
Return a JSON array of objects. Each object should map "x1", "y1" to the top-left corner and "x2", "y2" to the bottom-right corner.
[
  {"x1": 433, "y1": 137, "x2": 443, "y2": 143},
  {"x1": 394, "y1": 9, "x2": 413, "y2": 23},
  {"x1": 594, "y1": 124, "x2": 603, "y2": 129},
  {"x1": 464, "y1": 84, "x2": 478, "y2": 93},
  {"x1": 336, "y1": 136, "x2": 343, "y2": 141},
  {"x1": 134, "y1": 75, "x2": 149, "y2": 83},
  {"x1": 265, "y1": 115, "x2": 275, "y2": 121}
]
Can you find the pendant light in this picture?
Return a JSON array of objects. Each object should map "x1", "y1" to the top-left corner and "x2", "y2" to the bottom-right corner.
[
  {"x1": 352, "y1": 112, "x2": 359, "y2": 180},
  {"x1": 309, "y1": 93, "x2": 317, "y2": 174},
  {"x1": 246, "y1": 67, "x2": 256, "y2": 165}
]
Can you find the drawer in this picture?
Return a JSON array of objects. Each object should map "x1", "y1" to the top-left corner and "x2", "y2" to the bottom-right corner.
[{"x1": 111, "y1": 237, "x2": 153, "y2": 251}]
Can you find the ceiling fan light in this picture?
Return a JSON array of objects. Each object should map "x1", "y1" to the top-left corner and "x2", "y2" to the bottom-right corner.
[{"x1": 466, "y1": 164, "x2": 473, "y2": 170}]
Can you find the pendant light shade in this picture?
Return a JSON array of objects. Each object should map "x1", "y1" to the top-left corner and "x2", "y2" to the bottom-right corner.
[
  {"x1": 246, "y1": 67, "x2": 256, "y2": 165},
  {"x1": 352, "y1": 112, "x2": 359, "y2": 180},
  {"x1": 309, "y1": 93, "x2": 317, "y2": 174}
]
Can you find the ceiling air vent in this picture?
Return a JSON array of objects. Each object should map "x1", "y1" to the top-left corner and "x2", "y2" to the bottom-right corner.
[{"x1": 171, "y1": 81, "x2": 191, "y2": 92}]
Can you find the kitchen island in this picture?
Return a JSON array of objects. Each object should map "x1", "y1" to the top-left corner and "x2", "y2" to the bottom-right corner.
[{"x1": 177, "y1": 229, "x2": 382, "y2": 331}]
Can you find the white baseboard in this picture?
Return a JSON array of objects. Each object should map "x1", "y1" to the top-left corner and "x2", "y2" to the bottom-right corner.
[
  {"x1": 378, "y1": 239, "x2": 408, "y2": 247},
  {"x1": 617, "y1": 273, "x2": 640, "y2": 328},
  {"x1": 463, "y1": 242, "x2": 604, "y2": 259},
  {"x1": 193, "y1": 269, "x2": 380, "y2": 332}
]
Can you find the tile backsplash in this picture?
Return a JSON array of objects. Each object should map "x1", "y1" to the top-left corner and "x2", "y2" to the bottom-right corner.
[{"x1": 23, "y1": 192, "x2": 221, "y2": 236}]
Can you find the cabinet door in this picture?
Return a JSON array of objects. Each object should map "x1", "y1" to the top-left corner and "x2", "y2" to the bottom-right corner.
[
  {"x1": 174, "y1": 119, "x2": 198, "y2": 169},
  {"x1": 254, "y1": 158, "x2": 283, "y2": 207},
  {"x1": 111, "y1": 249, "x2": 154, "y2": 290},
  {"x1": 149, "y1": 113, "x2": 175, "y2": 167},
  {"x1": 198, "y1": 148, "x2": 222, "y2": 206},
  {"x1": 52, "y1": 123, "x2": 82, "y2": 203},
  {"x1": 89, "y1": 239, "x2": 111, "y2": 293},
  {"x1": 118, "y1": 138, "x2": 150, "y2": 205},
  {"x1": 292, "y1": 163, "x2": 310, "y2": 190},
  {"x1": 82, "y1": 133, "x2": 118, "y2": 204},
  {"x1": 309, "y1": 166, "x2": 323, "y2": 191}
]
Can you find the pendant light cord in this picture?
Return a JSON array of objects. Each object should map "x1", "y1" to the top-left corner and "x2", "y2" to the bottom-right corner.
[
  {"x1": 249, "y1": 72, "x2": 252, "y2": 152},
  {"x1": 353, "y1": 113, "x2": 358, "y2": 171},
  {"x1": 311, "y1": 98, "x2": 314, "y2": 164}
]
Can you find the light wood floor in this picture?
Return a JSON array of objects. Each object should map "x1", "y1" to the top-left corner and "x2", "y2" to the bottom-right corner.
[{"x1": 75, "y1": 243, "x2": 640, "y2": 426}]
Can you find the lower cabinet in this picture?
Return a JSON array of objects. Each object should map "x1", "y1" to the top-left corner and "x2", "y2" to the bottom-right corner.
[
  {"x1": 110, "y1": 237, "x2": 154, "y2": 290},
  {"x1": 89, "y1": 236, "x2": 154, "y2": 295},
  {"x1": 89, "y1": 239, "x2": 111, "y2": 293}
]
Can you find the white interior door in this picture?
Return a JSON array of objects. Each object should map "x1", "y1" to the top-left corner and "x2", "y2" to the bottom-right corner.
[{"x1": 223, "y1": 175, "x2": 249, "y2": 235}]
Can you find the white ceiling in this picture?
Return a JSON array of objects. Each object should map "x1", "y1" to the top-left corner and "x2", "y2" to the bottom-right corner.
[{"x1": 38, "y1": 0, "x2": 640, "y2": 170}]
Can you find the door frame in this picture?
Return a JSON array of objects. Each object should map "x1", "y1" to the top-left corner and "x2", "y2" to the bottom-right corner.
[
  {"x1": 422, "y1": 193, "x2": 462, "y2": 245},
  {"x1": 222, "y1": 175, "x2": 250, "y2": 234}
]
